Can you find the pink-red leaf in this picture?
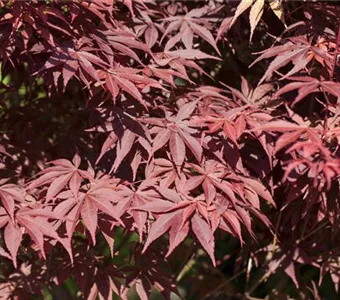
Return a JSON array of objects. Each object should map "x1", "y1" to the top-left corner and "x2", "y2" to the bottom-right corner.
[{"x1": 191, "y1": 214, "x2": 216, "y2": 266}]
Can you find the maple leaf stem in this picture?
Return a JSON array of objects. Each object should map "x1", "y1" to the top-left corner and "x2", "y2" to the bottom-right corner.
[
  {"x1": 122, "y1": 111, "x2": 137, "y2": 120},
  {"x1": 320, "y1": 86, "x2": 331, "y2": 105}
]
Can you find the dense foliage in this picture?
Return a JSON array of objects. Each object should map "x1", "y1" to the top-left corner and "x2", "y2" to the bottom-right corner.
[{"x1": 0, "y1": 0, "x2": 340, "y2": 299}]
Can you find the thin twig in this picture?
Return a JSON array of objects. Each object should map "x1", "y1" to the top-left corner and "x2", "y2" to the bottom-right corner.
[
  {"x1": 297, "y1": 219, "x2": 329, "y2": 245},
  {"x1": 246, "y1": 219, "x2": 329, "y2": 297},
  {"x1": 245, "y1": 272, "x2": 270, "y2": 298},
  {"x1": 203, "y1": 268, "x2": 247, "y2": 299},
  {"x1": 331, "y1": 19, "x2": 340, "y2": 80},
  {"x1": 175, "y1": 241, "x2": 196, "y2": 282},
  {"x1": 270, "y1": 211, "x2": 282, "y2": 259}
]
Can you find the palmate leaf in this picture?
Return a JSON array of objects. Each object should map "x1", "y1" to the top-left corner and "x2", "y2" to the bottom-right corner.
[
  {"x1": 146, "y1": 100, "x2": 203, "y2": 167},
  {"x1": 250, "y1": 38, "x2": 331, "y2": 84},
  {"x1": 227, "y1": 0, "x2": 285, "y2": 42},
  {"x1": 91, "y1": 106, "x2": 152, "y2": 172},
  {"x1": 151, "y1": 51, "x2": 215, "y2": 82},
  {"x1": 135, "y1": 11, "x2": 159, "y2": 49},
  {"x1": 11, "y1": 204, "x2": 74, "y2": 262},
  {"x1": 136, "y1": 196, "x2": 217, "y2": 266},
  {"x1": 27, "y1": 154, "x2": 93, "y2": 201},
  {"x1": 98, "y1": 67, "x2": 163, "y2": 106},
  {"x1": 253, "y1": 114, "x2": 322, "y2": 156},
  {"x1": 274, "y1": 77, "x2": 340, "y2": 105},
  {"x1": 227, "y1": 77, "x2": 273, "y2": 108},
  {"x1": 94, "y1": 27, "x2": 153, "y2": 63},
  {"x1": 161, "y1": 5, "x2": 220, "y2": 55},
  {"x1": 134, "y1": 157, "x2": 274, "y2": 266},
  {"x1": 54, "y1": 176, "x2": 124, "y2": 245},
  {"x1": 249, "y1": 0, "x2": 264, "y2": 42},
  {"x1": 38, "y1": 44, "x2": 107, "y2": 88},
  {"x1": 0, "y1": 184, "x2": 24, "y2": 220}
]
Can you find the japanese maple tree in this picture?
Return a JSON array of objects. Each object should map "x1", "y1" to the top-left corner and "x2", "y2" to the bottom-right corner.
[{"x1": 0, "y1": 0, "x2": 340, "y2": 299}]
